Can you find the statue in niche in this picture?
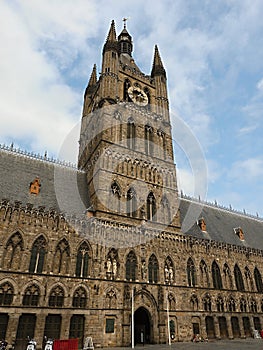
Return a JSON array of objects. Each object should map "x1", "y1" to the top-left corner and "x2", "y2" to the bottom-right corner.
[
  {"x1": 165, "y1": 264, "x2": 169, "y2": 282},
  {"x1": 141, "y1": 260, "x2": 147, "y2": 280},
  {"x1": 112, "y1": 258, "x2": 117, "y2": 278}
]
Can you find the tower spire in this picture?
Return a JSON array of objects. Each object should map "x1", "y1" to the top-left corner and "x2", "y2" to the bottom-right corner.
[
  {"x1": 103, "y1": 20, "x2": 118, "y2": 53},
  {"x1": 87, "y1": 64, "x2": 97, "y2": 88},
  {"x1": 151, "y1": 45, "x2": 166, "y2": 77}
]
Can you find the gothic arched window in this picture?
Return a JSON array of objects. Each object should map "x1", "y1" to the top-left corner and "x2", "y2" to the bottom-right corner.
[
  {"x1": 251, "y1": 299, "x2": 258, "y2": 313},
  {"x1": 240, "y1": 298, "x2": 247, "y2": 312},
  {"x1": 22, "y1": 284, "x2": 40, "y2": 306},
  {"x1": 72, "y1": 287, "x2": 87, "y2": 308},
  {"x1": 234, "y1": 264, "x2": 245, "y2": 291},
  {"x1": 148, "y1": 254, "x2": 159, "y2": 283},
  {"x1": 0, "y1": 282, "x2": 14, "y2": 305},
  {"x1": 127, "y1": 187, "x2": 137, "y2": 218},
  {"x1": 203, "y1": 294, "x2": 212, "y2": 311},
  {"x1": 4, "y1": 231, "x2": 23, "y2": 269},
  {"x1": 53, "y1": 238, "x2": 70, "y2": 274},
  {"x1": 187, "y1": 258, "x2": 196, "y2": 287},
  {"x1": 125, "y1": 251, "x2": 137, "y2": 281},
  {"x1": 254, "y1": 267, "x2": 263, "y2": 293},
  {"x1": 228, "y1": 297, "x2": 236, "y2": 312},
  {"x1": 145, "y1": 125, "x2": 153, "y2": 156},
  {"x1": 29, "y1": 235, "x2": 47, "y2": 274},
  {"x1": 110, "y1": 182, "x2": 121, "y2": 213},
  {"x1": 75, "y1": 242, "x2": 90, "y2": 278},
  {"x1": 48, "y1": 286, "x2": 64, "y2": 307},
  {"x1": 127, "y1": 118, "x2": 135, "y2": 149},
  {"x1": 216, "y1": 296, "x2": 224, "y2": 312},
  {"x1": 200, "y1": 260, "x2": 209, "y2": 288},
  {"x1": 147, "y1": 192, "x2": 156, "y2": 221},
  {"x1": 212, "y1": 261, "x2": 223, "y2": 290},
  {"x1": 190, "y1": 294, "x2": 198, "y2": 311}
]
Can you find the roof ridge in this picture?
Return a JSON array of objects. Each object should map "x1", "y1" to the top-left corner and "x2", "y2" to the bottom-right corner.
[
  {"x1": 180, "y1": 193, "x2": 263, "y2": 222},
  {"x1": 0, "y1": 143, "x2": 80, "y2": 171}
]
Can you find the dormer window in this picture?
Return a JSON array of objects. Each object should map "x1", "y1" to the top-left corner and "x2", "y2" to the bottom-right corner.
[
  {"x1": 29, "y1": 177, "x2": 41, "y2": 195},
  {"x1": 234, "y1": 227, "x2": 245, "y2": 241},
  {"x1": 197, "y1": 218, "x2": 206, "y2": 232}
]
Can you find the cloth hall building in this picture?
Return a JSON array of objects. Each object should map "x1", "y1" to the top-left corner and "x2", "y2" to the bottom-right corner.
[{"x1": 1, "y1": 20, "x2": 263, "y2": 349}]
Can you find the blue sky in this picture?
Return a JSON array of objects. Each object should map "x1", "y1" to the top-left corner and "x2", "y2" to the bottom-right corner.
[{"x1": 1, "y1": 0, "x2": 263, "y2": 216}]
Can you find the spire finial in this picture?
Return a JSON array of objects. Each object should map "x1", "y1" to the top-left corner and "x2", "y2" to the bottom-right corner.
[{"x1": 123, "y1": 17, "x2": 128, "y2": 29}]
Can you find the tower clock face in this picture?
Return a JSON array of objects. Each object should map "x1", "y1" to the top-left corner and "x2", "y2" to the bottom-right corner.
[{"x1": 128, "y1": 86, "x2": 148, "y2": 106}]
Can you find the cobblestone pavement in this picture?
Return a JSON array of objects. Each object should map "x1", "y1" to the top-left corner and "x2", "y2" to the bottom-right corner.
[{"x1": 105, "y1": 338, "x2": 263, "y2": 349}]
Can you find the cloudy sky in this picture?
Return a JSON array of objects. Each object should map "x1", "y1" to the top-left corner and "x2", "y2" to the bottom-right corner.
[{"x1": 1, "y1": 0, "x2": 263, "y2": 217}]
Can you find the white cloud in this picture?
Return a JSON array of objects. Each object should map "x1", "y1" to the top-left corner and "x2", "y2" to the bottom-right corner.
[{"x1": 230, "y1": 158, "x2": 263, "y2": 181}]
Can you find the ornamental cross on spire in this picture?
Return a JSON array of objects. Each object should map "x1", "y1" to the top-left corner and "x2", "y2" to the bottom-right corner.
[{"x1": 123, "y1": 17, "x2": 128, "y2": 29}]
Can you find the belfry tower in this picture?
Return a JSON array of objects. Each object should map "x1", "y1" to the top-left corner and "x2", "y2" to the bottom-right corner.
[{"x1": 78, "y1": 20, "x2": 180, "y2": 230}]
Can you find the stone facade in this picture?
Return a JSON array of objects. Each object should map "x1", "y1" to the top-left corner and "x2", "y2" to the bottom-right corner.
[{"x1": 1, "y1": 20, "x2": 263, "y2": 350}]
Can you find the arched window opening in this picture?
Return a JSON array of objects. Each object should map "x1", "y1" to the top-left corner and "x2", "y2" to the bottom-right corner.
[
  {"x1": 145, "y1": 125, "x2": 153, "y2": 156},
  {"x1": 240, "y1": 298, "x2": 247, "y2": 312},
  {"x1": 110, "y1": 182, "x2": 121, "y2": 213},
  {"x1": 72, "y1": 287, "x2": 87, "y2": 308},
  {"x1": 125, "y1": 251, "x2": 137, "y2": 281},
  {"x1": 4, "y1": 232, "x2": 23, "y2": 269},
  {"x1": 144, "y1": 88, "x2": 151, "y2": 110},
  {"x1": 200, "y1": 260, "x2": 209, "y2": 288},
  {"x1": 0, "y1": 282, "x2": 14, "y2": 305},
  {"x1": 148, "y1": 254, "x2": 159, "y2": 283},
  {"x1": 49, "y1": 286, "x2": 64, "y2": 307},
  {"x1": 127, "y1": 118, "x2": 135, "y2": 149},
  {"x1": 127, "y1": 187, "x2": 137, "y2": 218},
  {"x1": 203, "y1": 294, "x2": 212, "y2": 311},
  {"x1": 234, "y1": 264, "x2": 245, "y2": 291},
  {"x1": 254, "y1": 267, "x2": 263, "y2": 293},
  {"x1": 190, "y1": 294, "x2": 198, "y2": 311},
  {"x1": 187, "y1": 258, "x2": 196, "y2": 287},
  {"x1": 147, "y1": 192, "x2": 156, "y2": 221},
  {"x1": 228, "y1": 297, "x2": 236, "y2": 312},
  {"x1": 29, "y1": 236, "x2": 46, "y2": 274},
  {"x1": 22, "y1": 284, "x2": 40, "y2": 306},
  {"x1": 53, "y1": 239, "x2": 70, "y2": 274},
  {"x1": 216, "y1": 296, "x2": 224, "y2": 312},
  {"x1": 212, "y1": 261, "x2": 223, "y2": 290},
  {"x1": 251, "y1": 299, "x2": 258, "y2": 313},
  {"x1": 75, "y1": 242, "x2": 90, "y2": 278}
]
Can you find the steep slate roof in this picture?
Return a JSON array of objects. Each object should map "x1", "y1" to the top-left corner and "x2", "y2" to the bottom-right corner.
[
  {"x1": 180, "y1": 197, "x2": 263, "y2": 251},
  {"x1": 0, "y1": 147, "x2": 89, "y2": 216},
  {"x1": 1, "y1": 146, "x2": 263, "y2": 250}
]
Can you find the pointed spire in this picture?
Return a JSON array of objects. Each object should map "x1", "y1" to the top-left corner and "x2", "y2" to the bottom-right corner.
[
  {"x1": 151, "y1": 45, "x2": 166, "y2": 78},
  {"x1": 103, "y1": 20, "x2": 118, "y2": 53},
  {"x1": 88, "y1": 64, "x2": 97, "y2": 87}
]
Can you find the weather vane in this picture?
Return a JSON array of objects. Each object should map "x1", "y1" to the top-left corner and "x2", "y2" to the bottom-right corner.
[{"x1": 123, "y1": 17, "x2": 129, "y2": 29}]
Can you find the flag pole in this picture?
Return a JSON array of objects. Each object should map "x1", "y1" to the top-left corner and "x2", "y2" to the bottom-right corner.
[
  {"x1": 132, "y1": 287, "x2": 134, "y2": 349},
  {"x1": 167, "y1": 291, "x2": 171, "y2": 346}
]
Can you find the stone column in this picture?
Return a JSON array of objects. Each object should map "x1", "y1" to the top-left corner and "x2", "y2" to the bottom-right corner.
[
  {"x1": 6, "y1": 313, "x2": 20, "y2": 349},
  {"x1": 213, "y1": 316, "x2": 221, "y2": 339},
  {"x1": 226, "y1": 315, "x2": 233, "y2": 339},
  {"x1": 239, "y1": 316, "x2": 245, "y2": 338},
  {"x1": 34, "y1": 313, "x2": 46, "y2": 349},
  {"x1": 60, "y1": 313, "x2": 71, "y2": 339}
]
